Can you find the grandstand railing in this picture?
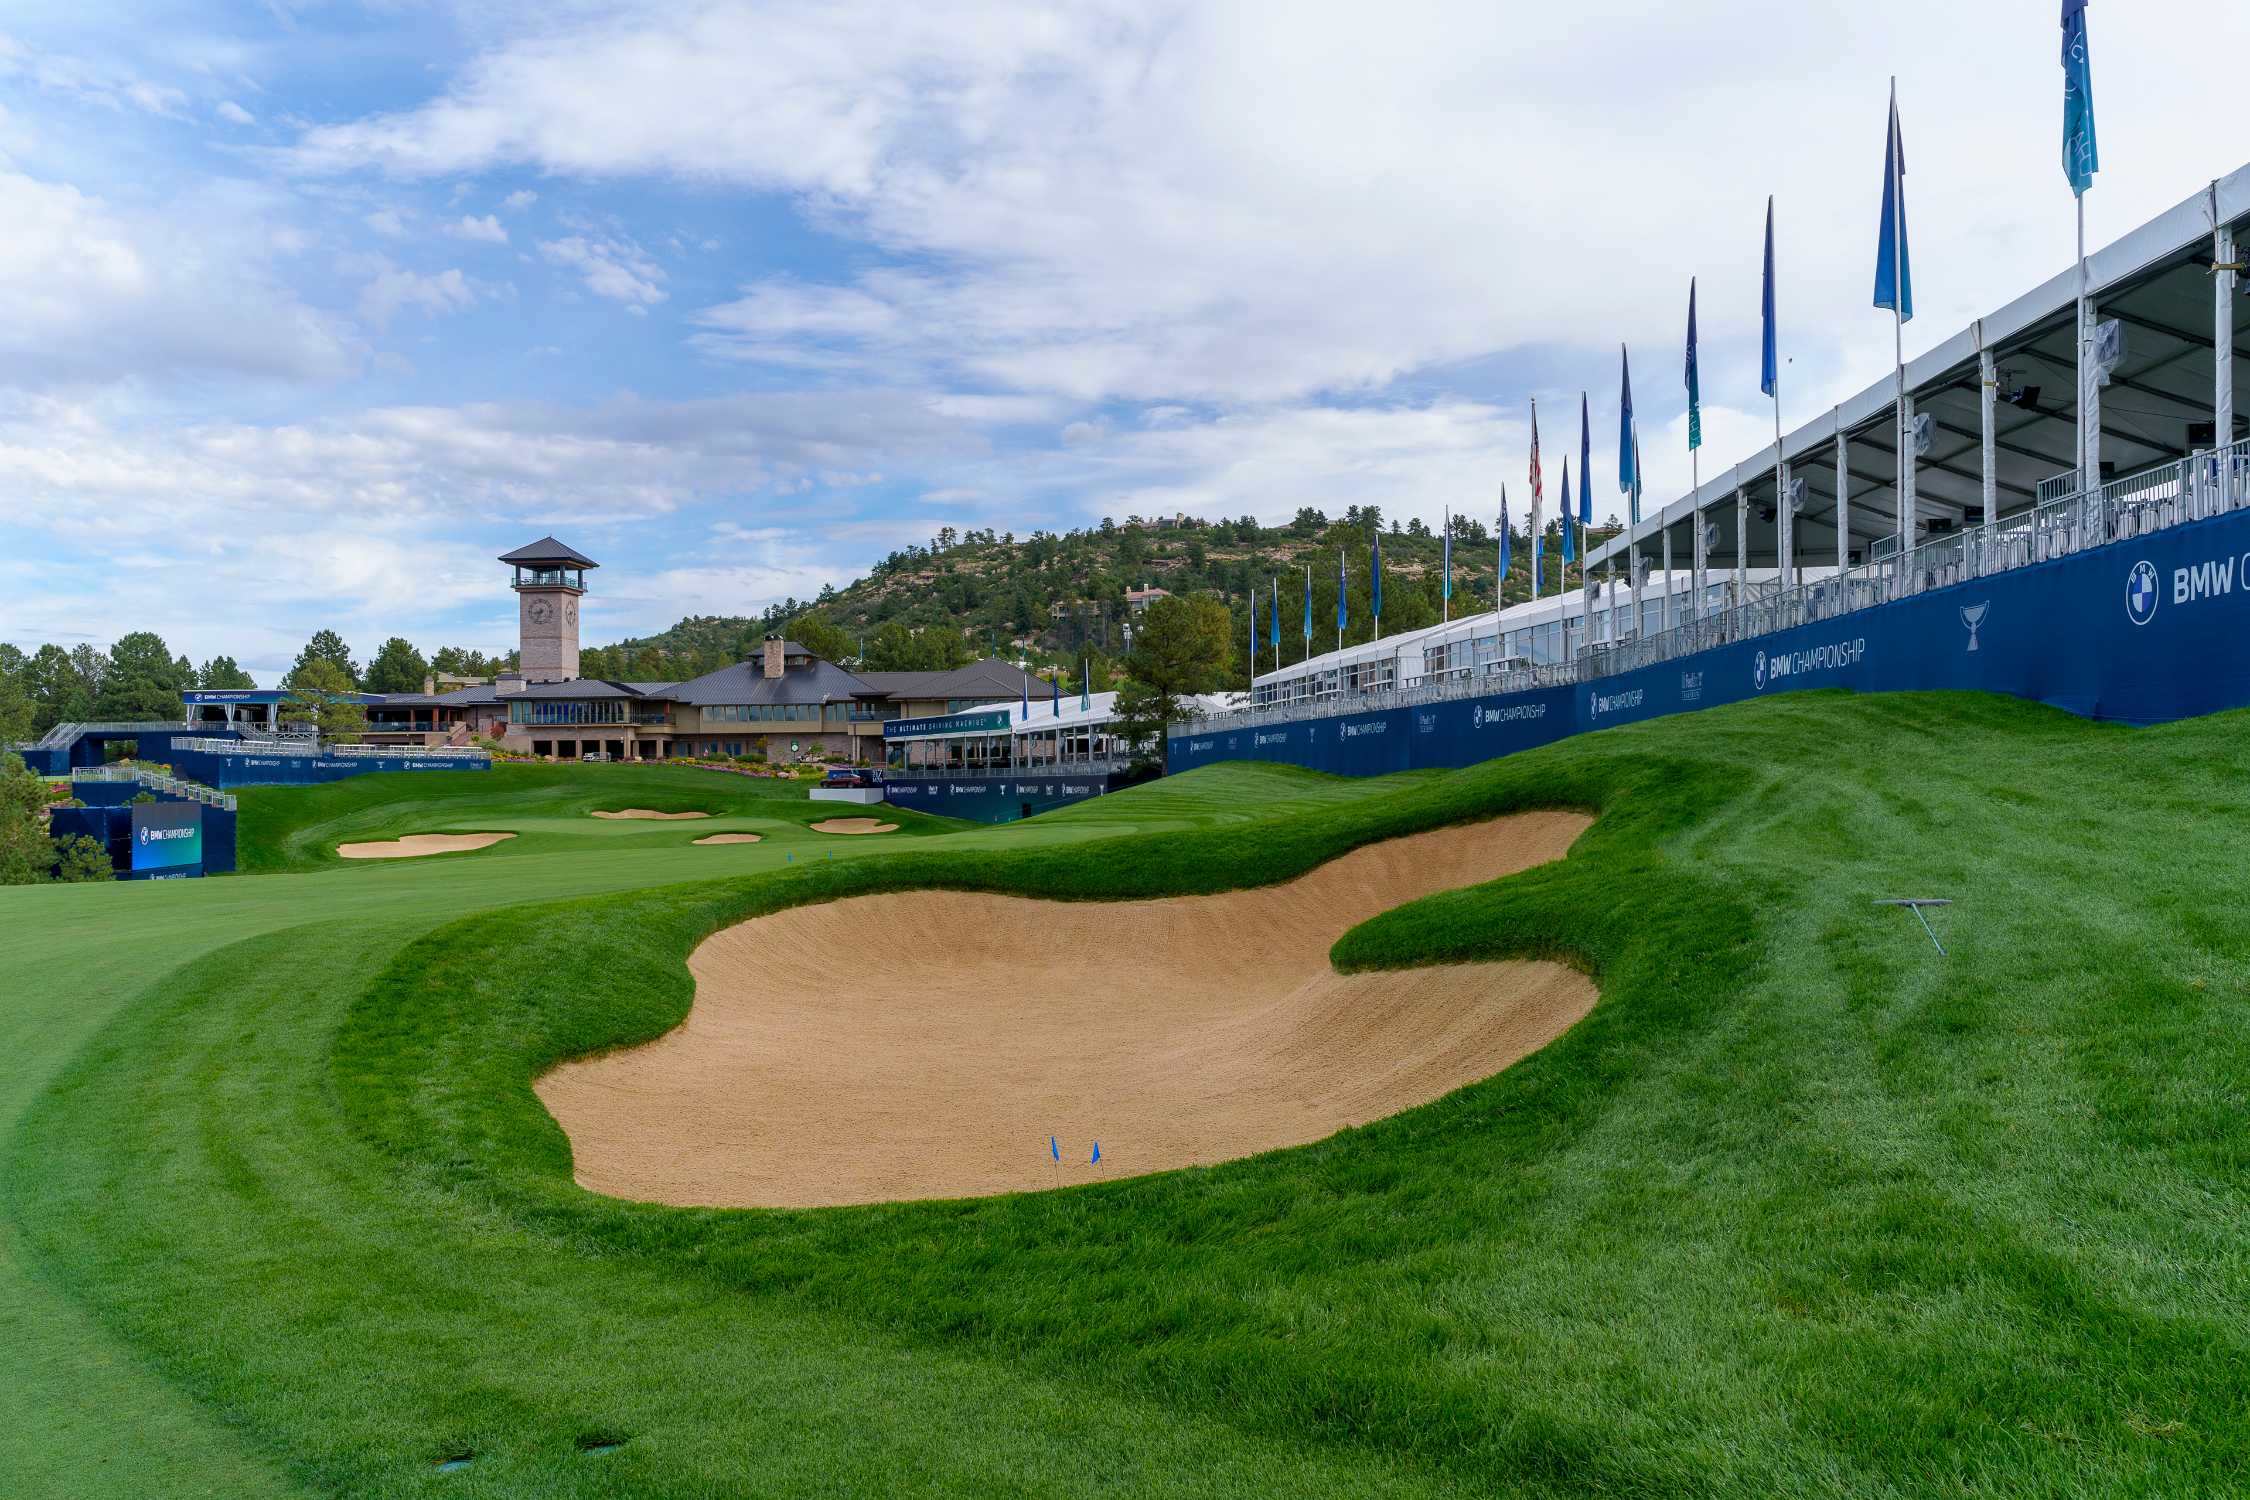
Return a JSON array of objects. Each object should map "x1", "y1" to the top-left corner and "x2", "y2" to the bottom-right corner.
[
  {"x1": 71, "y1": 764, "x2": 237, "y2": 812},
  {"x1": 1180, "y1": 438, "x2": 2250, "y2": 737}
]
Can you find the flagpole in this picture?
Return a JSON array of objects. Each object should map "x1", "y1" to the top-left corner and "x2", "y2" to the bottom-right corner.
[{"x1": 2076, "y1": 194, "x2": 2089, "y2": 491}]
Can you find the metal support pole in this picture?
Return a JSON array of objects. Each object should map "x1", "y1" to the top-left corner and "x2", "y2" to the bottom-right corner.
[
  {"x1": 1692, "y1": 495, "x2": 1709, "y2": 624},
  {"x1": 1834, "y1": 423, "x2": 1849, "y2": 585},
  {"x1": 1734, "y1": 481, "x2": 1748, "y2": 607},
  {"x1": 2215, "y1": 191, "x2": 2237, "y2": 503},
  {"x1": 2077, "y1": 195, "x2": 2091, "y2": 491},
  {"x1": 1661, "y1": 520, "x2": 1674, "y2": 634},
  {"x1": 1978, "y1": 327, "x2": 1998, "y2": 570},
  {"x1": 1901, "y1": 388, "x2": 1918, "y2": 563},
  {"x1": 1605, "y1": 558, "x2": 1617, "y2": 647}
]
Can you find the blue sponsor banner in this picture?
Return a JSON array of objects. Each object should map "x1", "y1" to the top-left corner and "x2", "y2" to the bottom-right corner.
[
  {"x1": 1171, "y1": 506, "x2": 2250, "y2": 776},
  {"x1": 884, "y1": 771, "x2": 1125, "y2": 822},
  {"x1": 130, "y1": 800, "x2": 203, "y2": 877}
]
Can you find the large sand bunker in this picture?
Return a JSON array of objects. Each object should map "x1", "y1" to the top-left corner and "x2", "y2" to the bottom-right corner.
[
  {"x1": 692, "y1": 832, "x2": 764, "y2": 845},
  {"x1": 591, "y1": 808, "x2": 709, "y2": 821},
  {"x1": 808, "y1": 817, "x2": 897, "y2": 835},
  {"x1": 539, "y1": 814, "x2": 1595, "y2": 1208},
  {"x1": 337, "y1": 832, "x2": 515, "y2": 859}
]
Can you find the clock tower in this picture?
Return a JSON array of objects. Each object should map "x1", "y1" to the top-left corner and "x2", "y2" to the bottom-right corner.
[{"x1": 498, "y1": 536, "x2": 598, "y2": 681}]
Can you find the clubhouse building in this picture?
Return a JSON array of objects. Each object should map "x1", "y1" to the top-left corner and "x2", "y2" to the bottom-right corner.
[{"x1": 349, "y1": 537, "x2": 1047, "y2": 763}]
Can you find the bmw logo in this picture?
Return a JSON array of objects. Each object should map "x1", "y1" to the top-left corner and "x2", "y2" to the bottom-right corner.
[
  {"x1": 1753, "y1": 650, "x2": 1768, "y2": 690},
  {"x1": 2125, "y1": 560, "x2": 2159, "y2": 626},
  {"x1": 1473, "y1": 704, "x2": 1483, "y2": 728}
]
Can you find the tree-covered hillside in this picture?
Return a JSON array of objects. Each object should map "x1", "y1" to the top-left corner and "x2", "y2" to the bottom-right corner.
[{"x1": 597, "y1": 505, "x2": 1619, "y2": 688}]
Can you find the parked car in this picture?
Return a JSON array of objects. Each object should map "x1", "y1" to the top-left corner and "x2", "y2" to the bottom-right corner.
[{"x1": 820, "y1": 766, "x2": 882, "y2": 788}]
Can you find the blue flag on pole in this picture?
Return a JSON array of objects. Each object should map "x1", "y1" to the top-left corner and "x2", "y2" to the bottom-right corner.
[
  {"x1": 1269, "y1": 580, "x2": 1280, "y2": 654},
  {"x1": 1370, "y1": 530, "x2": 1383, "y2": 623},
  {"x1": 1248, "y1": 586, "x2": 1257, "y2": 675},
  {"x1": 1685, "y1": 278, "x2": 1703, "y2": 451},
  {"x1": 1080, "y1": 658, "x2": 1090, "y2": 711},
  {"x1": 1618, "y1": 345, "x2": 1638, "y2": 499},
  {"x1": 1875, "y1": 85, "x2": 1914, "y2": 322},
  {"x1": 1336, "y1": 548, "x2": 1347, "y2": 636},
  {"x1": 1442, "y1": 510, "x2": 1452, "y2": 608},
  {"x1": 1050, "y1": 669, "x2": 1060, "y2": 717},
  {"x1": 2061, "y1": 0, "x2": 2099, "y2": 197},
  {"x1": 1560, "y1": 458, "x2": 1574, "y2": 564},
  {"x1": 1091, "y1": 1141, "x2": 1101, "y2": 1164},
  {"x1": 1020, "y1": 672, "x2": 1028, "y2": 720},
  {"x1": 1498, "y1": 485, "x2": 1511, "y2": 589},
  {"x1": 1302, "y1": 564, "x2": 1311, "y2": 652},
  {"x1": 1579, "y1": 394, "x2": 1592, "y2": 529},
  {"x1": 1760, "y1": 197, "x2": 1779, "y2": 397},
  {"x1": 1050, "y1": 1136, "x2": 1060, "y2": 1162}
]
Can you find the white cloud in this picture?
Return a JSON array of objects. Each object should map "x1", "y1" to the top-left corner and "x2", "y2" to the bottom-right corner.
[
  {"x1": 540, "y1": 234, "x2": 664, "y2": 306},
  {"x1": 356, "y1": 261, "x2": 477, "y2": 330},
  {"x1": 0, "y1": 168, "x2": 352, "y2": 387},
  {"x1": 363, "y1": 206, "x2": 408, "y2": 237},
  {"x1": 216, "y1": 100, "x2": 255, "y2": 127},
  {"x1": 500, "y1": 188, "x2": 537, "y2": 212},
  {"x1": 450, "y1": 212, "x2": 507, "y2": 243},
  {"x1": 279, "y1": 0, "x2": 2250, "y2": 430}
]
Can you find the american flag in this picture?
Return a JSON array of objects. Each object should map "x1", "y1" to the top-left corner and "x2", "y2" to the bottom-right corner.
[{"x1": 1528, "y1": 398, "x2": 1544, "y2": 545}]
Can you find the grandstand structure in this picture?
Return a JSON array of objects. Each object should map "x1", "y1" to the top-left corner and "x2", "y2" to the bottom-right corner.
[{"x1": 1175, "y1": 164, "x2": 2250, "y2": 777}]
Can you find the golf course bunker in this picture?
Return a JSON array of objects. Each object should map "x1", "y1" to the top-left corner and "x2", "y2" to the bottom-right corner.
[
  {"x1": 337, "y1": 832, "x2": 515, "y2": 859},
  {"x1": 591, "y1": 809, "x2": 709, "y2": 820},
  {"x1": 692, "y1": 832, "x2": 764, "y2": 845},
  {"x1": 539, "y1": 813, "x2": 1596, "y2": 1207},
  {"x1": 809, "y1": 817, "x2": 897, "y2": 835}
]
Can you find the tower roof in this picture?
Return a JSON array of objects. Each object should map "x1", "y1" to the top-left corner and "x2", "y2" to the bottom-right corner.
[{"x1": 497, "y1": 536, "x2": 600, "y2": 568}]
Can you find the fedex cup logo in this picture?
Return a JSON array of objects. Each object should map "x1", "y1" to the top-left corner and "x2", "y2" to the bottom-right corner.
[
  {"x1": 1960, "y1": 602, "x2": 1989, "y2": 652},
  {"x1": 1753, "y1": 650, "x2": 1768, "y2": 690},
  {"x1": 2126, "y1": 560, "x2": 2160, "y2": 626}
]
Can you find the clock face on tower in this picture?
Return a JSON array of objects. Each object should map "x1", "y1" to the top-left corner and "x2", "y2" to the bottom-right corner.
[
  {"x1": 527, "y1": 598, "x2": 554, "y2": 625},
  {"x1": 563, "y1": 599, "x2": 577, "y2": 627}
]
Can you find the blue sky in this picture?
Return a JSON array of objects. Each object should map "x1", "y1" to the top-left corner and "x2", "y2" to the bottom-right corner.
[{"x1": 5, "y1": 1, "x2": 2248, "y2": 682}]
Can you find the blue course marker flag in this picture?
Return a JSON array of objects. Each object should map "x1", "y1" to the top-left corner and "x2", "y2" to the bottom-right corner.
[
  {"x1": 1760, "y1": 197, "x2": 1779, "y2": 397},
  {"x1": 2061, "y1": 0, "x2": 2099, "y2": 197},
  {"x1": 1050, "y1": 1136, "x2": 1060, "y2": 1162},
  {"x1": 1091, "y1": 1141, "x2": 1101, "y2": 1165},
  {"x1": 1874, "y1": 84, "x2": 1914, "y2": 323}
]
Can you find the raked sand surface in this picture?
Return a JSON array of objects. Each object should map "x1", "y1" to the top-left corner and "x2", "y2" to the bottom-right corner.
[
  {"x1": 336, "y1": 832, "x2": 516, "y2": 859},
  {"x1": 590, "y1": 808, "x2": 710, "y2": 820},
  {"x1": 539, "y1": 813, "x2": 1596, "y2": 1207}
]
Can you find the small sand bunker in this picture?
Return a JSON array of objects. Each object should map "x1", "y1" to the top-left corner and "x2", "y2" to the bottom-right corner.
[
  {"x1": 337, "y1": 832, "x2": 515, "y2": 860},
  {"x1": 591, "y1": 808, "x2": 709, "y2": 821},
  {"x1": 809, "y1": 817, "x2": 898, "y2": 835},
  {"x1": 539, "y1": 814, "x2": 1595, "y2": 1207},
  {"x1": 692, "y1": 833, "x2": 764, "y2": 845}
]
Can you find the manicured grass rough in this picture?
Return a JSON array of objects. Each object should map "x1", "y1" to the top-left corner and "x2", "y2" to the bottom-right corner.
[{"x1": 2, "y1": 690, "x2": 2247, "y2": 1497}]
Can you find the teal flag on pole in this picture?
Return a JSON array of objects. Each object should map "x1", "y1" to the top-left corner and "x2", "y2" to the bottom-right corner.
[
  {"x1": 1874, "y1": 86, "x2": 1914, "y2": 321},
  {"x1": 2061, "y1": 1, "x2": 2099, "y2": 196}
]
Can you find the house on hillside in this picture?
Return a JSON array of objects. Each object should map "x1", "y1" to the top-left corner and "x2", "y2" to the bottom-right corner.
[{"x1": 1125, "y1": 585, "x2": 1171, "y2": 614}]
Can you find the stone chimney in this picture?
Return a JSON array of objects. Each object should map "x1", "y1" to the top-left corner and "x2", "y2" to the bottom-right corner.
[
  {"x1": 496, "y1": 670, "x2": 527, "y2": 696},
  {"x1": 422, "y1": 674, "x2": 435, "y2": 696},
  {"x1": 762, "y1": 634, "x2": 785, "y2": 680}
]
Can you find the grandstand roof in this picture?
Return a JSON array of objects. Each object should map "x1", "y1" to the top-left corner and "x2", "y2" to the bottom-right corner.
[{"x1": 1589, "y1": 161, "x2": 2250, "y2": 575}]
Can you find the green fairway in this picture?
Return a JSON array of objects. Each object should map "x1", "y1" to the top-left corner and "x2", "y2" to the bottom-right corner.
[{"x1": 3, "y1": 694, "x2": 2246, "y2": 1497}]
